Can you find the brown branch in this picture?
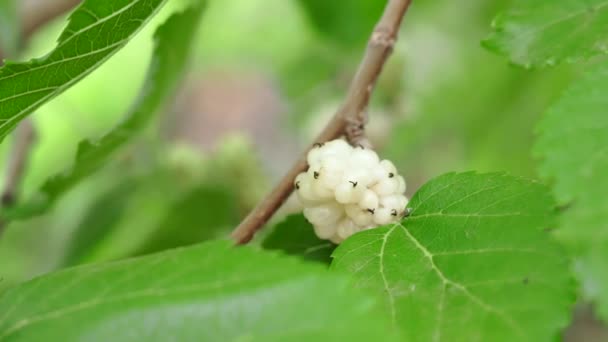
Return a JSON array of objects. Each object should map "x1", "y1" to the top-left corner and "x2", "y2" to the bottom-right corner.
[
  {"x1": 231, "y1": 0, "x2": 413, "y2": 244},
  {"x1": 0, "y1": 119, "x2": 36, "y2": 236},
  {"x1": 1, "y1": 119, "x2": 36, "y2": 207}
]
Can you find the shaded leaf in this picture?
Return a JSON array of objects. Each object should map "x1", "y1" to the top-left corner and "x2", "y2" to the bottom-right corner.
[
  {"x1": 298, "y1": 0, "x2": 384, "y2": 47},
  {"x1": 0, "y1": 240, "x2": 397, "y2": 341},
  {"x1": 1, "y1": 3, "x2": 203, "y2": 221},
  {"x1": 483, "y1": 0, "x2": 608, "y2": 67},
  {"x1": 60, "y1": 178, "x2": 137, "y2": 267},
  {"x1": 332, "y1": 172, "x2": 573, "y2": 341},
  {"x1": 133, "y1": 185, "x2": 238, "y2": 256},
  {"x1": 263, "y1": 214, "x2": 335, "y2": 263},
  {"x1": 535, "y1": 60, "x2": 608, "y2": 320},
  {"x1": 58, "y1": 156, "x2": 231, "y2": 266}
]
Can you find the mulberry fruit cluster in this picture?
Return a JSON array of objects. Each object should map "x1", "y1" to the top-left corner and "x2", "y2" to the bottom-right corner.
[{"x1": 295, "y1": 139, "x2": 408, "y2": 243}]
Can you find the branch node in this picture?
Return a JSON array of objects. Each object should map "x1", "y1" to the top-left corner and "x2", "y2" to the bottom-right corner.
[{"x1": 370, "y1": 29, "x2": 397, "y2": 50}]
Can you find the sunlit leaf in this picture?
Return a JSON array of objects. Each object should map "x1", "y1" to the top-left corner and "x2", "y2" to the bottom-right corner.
[
  {"x1": 1, "y1": 3, "x2": 203, "y2": 222},
  {"x1": 0, "y1": 0, "x2": 168, "y2": 141},
  {"x1": 332, "y1": 172, "x2": 573, "y2": 341}
]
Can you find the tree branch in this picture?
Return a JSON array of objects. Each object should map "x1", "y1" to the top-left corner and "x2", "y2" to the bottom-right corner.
[
  {"x1": 1, "y1": 119, "x2": 36, "y2": 207},
  {"x1": 231, "y1": 0, "x2": 413, "y2": 244}
]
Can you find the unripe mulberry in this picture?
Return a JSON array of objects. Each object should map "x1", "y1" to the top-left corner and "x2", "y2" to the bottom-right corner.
[{"x1": 296, "y1": 139, "x2": 408, "y2": 243}]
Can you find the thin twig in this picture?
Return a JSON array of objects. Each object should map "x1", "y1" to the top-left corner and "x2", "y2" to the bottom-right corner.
[
  {"x1": 0, "y1": 119, "x2": 36, "y2": 236},
  {"x1": 231, "y1": 0, "x2": 413, "y2": 244},
  {"x1": 1, "y1": 119, "x2": 36, "y2": 207}
]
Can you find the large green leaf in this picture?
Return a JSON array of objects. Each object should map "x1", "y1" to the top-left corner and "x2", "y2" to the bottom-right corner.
[
  {"x1": 483, "y1": 0, "x2": 608, "y2": 67},
  {"x1": 0, "y1": 0, "x2": 167, "y2": 142},
  {"x1": 535, "y1": 60, "x2": 608, "y2": 320},
  {"x1": 0, "y1": 0, "x2": 19, "y2": 58},
  {"x1": 1, "y1": 3, "x2": 203, "y2": 222},
  {"x1": 263, "y1": 214, "x2": 335, "y2": 264},
  {"x1": 332, "y1": 172, "x2": 573, "y2": 341},
  {"x1": 0, "y1": 240, "x2": 397, "y2": 341}
]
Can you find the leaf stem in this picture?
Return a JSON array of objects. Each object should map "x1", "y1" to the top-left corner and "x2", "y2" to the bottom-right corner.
[{"x1": 231, "y1": 0, "x2": 413, "y2": 244}]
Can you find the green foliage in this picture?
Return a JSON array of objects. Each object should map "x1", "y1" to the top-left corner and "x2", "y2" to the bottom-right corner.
[
  {"x1": 383, "y1": 0, "x2": 576, "y2": 180},
  {"x1": 0, "y1": 240, "x2": 397, "y2": 341},
  {"x1": 298, "y1": 0, "x2": 384, "y2": 47},
  {"x1": 60, "y1": 179, "x2": 135, "y2": 266},
  {"x1": 483, "y1": 0, "x2": 608, "y2": 67},
  {"x1": 0, "y1": 0, "x2": 166, "y2": 142},
  {"x1": 133, "y1": 184, "x2": 237, "y2": 256},
  {"x1": 0, "y1": 0, "x2": 19, "y2": 57},
  {"x1": 58, "y1": 150, "x2": 238, "y2": 266},
  {"x1": 535, "y1": 60, "x2": 608, "y2": 320},
  {"x1": 0, "y1": 0, "x2": 603, "y2": 339},
  {"x1": 263, "y1": 214, "x2": 335, "y2": 263},
  {"x1": 332, "y1": 172, "x2": 573, "y2": 341},
  {"x1": 1, "y1": 3, "x2": 203, "y2": 222}
]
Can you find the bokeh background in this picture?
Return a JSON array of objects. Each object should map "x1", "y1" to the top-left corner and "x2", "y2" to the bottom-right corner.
[{"x1": 0, "y1": 0, "x2": 603, "y2": 339}]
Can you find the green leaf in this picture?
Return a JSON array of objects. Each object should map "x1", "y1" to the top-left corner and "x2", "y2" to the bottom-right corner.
[
  {"x1": 0, "y1": 0, "x2": 19, "y2": 58},
  {"x1": 0, "y1": 240, "x2": 398, "y2": 341},
  {"x1": 0, "y1": 0, "x2": 167, "y2": 142},
  {"x1": 59, "y1": 156, "x2": 237, "y2": 266},
  {"x1": 332, "y1": 172, "x2": 573, "y2": 341},
  {"x1": 1, "y1": 3, "x2": 203, "y2": 221},
  {"x1": 263, "y1": 214, "x2": 335, "y2": 263},
  {"x1": 483, "y1": 0, "x2": 608, "y2": 67},
  {"x1": 298, "y1": 0, "x2": 384, "y2": 47},
  {"x1": 535, "y1": 60, "x2": 608, "y2": 320}
]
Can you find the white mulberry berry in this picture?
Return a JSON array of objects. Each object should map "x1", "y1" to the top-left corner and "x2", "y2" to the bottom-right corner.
[{"x1": 295, "y1": 139, "x2": 409, "y2": 243}]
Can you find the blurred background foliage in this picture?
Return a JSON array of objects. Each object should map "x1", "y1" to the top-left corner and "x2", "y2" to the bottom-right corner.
[{"x1": 0, "y1": 0, "x2": 583, "y2": 298}]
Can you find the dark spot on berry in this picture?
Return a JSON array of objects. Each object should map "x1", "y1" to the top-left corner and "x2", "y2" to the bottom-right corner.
[
  {"x1": 366, "y1": 208, "x2": 375, "y2": 214},
  {"x1": 391, "y1": 209, "x2": 398, "y2": 216},
  {"x1": 295, "y1": 181, "x2": 300, "y2": 189},
  {"x1": 523, "y1": 277, "x2": 529, "y2": 285},
  {"x1": 313, "y1": 142, "x2": 324, "y2": 148},
  {"x1": 358, "y1": 123, "x2": 365, "y2": 130},
  {"x1": 313, "y1": 171, "x2": 319, "y2": 179},
  {"x1": 388, "y1": 172, "x2": 394, "y2": 178},
  {"x1": 349, "y1": 181, "x2": 358, "y2": 187}
]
